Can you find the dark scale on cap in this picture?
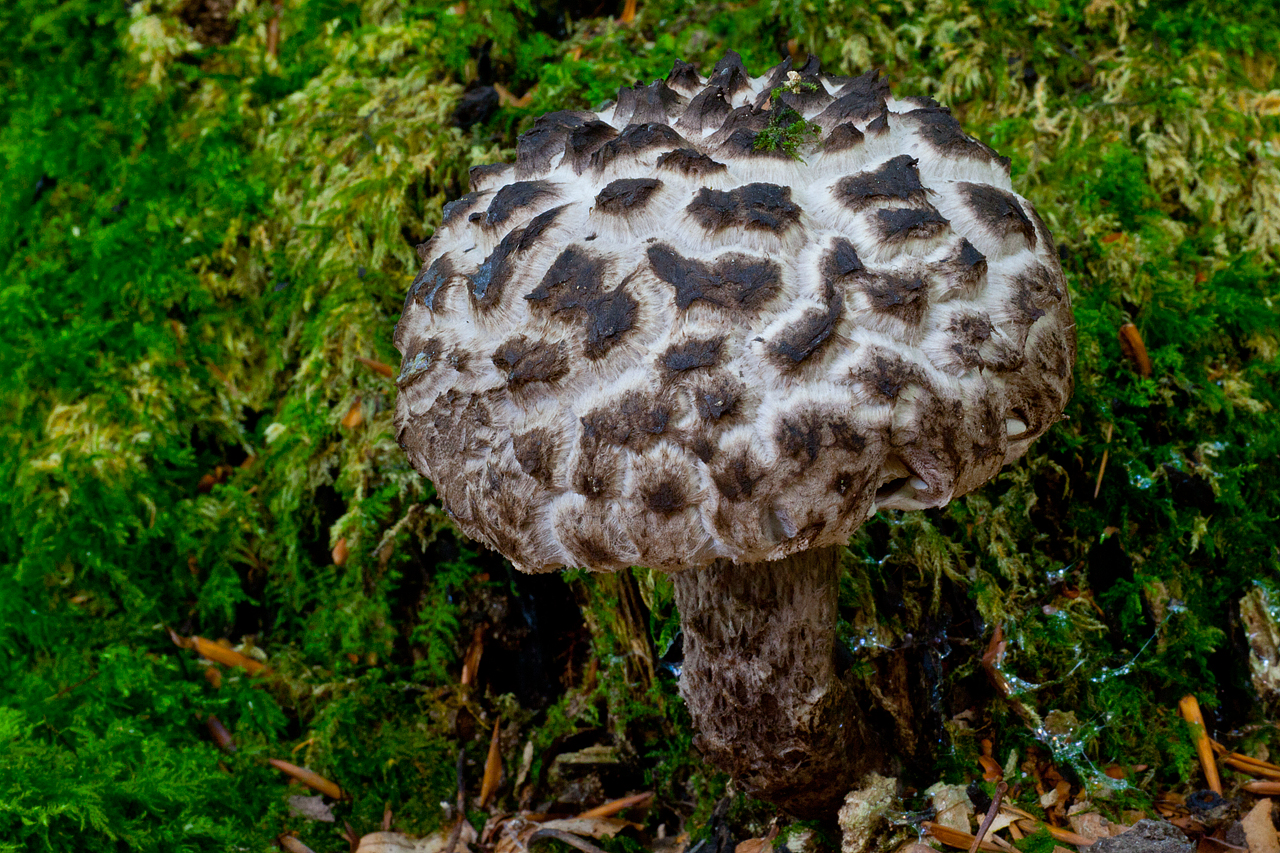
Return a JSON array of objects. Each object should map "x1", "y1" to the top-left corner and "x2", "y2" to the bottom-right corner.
[
  {"x1": 866, "y1": 107, "x2": 891, "y2": 134},
  {"x1": 903, "y1": 109, "x2": 1010, "y2": 170},
  {"x1": 836, "y1": 155, "x2": 928, "y2": 210},
  {"x1": 441, "y1": 191, "x2": 487, "y2": 226},
  {"x1": 704, "y1": 105, "x2": 771, "y2": 149},
  {"x1": 642, "y1": 478, "x2": 690, "y2": 516},
  {"x1": 397, "y1": 336, "x2": 443, "y2": 387},
  {"x1": 853, "y1": 351, "x2": 924, "y2": 402},
  {"x1": 774, "y1": 77, "x2": 834, "y2": 115},
  {"x1": 1015, "y1": 263, "x2": 1066, "y2": 310},
  {"x1": 666, "y1": 58, "x2": 702, "y2": 92},
  {"x1": 566, "y1": 120, "x2": 622, "y2": 172},
  {"x1": 676, "y1": 86, "x2": 732, "y2": 135},
  {"x1": 573, "y1": 449, "x2": 623, "y2": 500},
  {"x1": 662, "y1": 336, "x2": 726, "y2": 372},
  {"x1": 595, "y1": 177, "x2": 662, "y2": 214},
  {"x1": 860, "y1": 273, "x2": 930, "y2": 325},
  {"x1": 483, "y1": 180, "x2": 560, "y2": 228},
  {"x1": 823, "y1": 238, "x2": 865, "y2": 283},
  {"x1": 1010, "y1": 276, "x2": 1049, "y2": 324},
  {"x1": 527, "y1": 247, "x2": 607, "y2": 313},
  {"x1": 408, "y1": 254, "x2": 457, "y2": 312},
  {"x1": 515, "y1": 110, "x2": 599, "y2": 175},
  {"x1": 945, "y1": 239, "x2": 988, "y2": 295},
  {"x1": 656, "y1": 148, "x2": 728, "y2": 177},
  {"x1": 959, "y1": 182, "x2": 1037, "y2": 250},
  {"x1": 582, "y1": 288, "x2": 639, "y2": 359},
  {"x1": 526, "y1": 247, "x2": 640, "y2": 359},
  {"x1": 875, "y1": 206, "x2": 950, "y2": 243},
  {"x1": 708, "y1": 50, "x2": 751, "y2": 98},
  {"x1": 469, "y1": 231, "x2": 521, "y2": 307},
  {"x1": 468, "y1": 162, "x2": 512, "y2": 191},
  {"x1": 591, "y1": 123, "x2": 688, "y2": 171},
  {"x1": 769, "y1": 291, "x2": 843, "y2": 368},
  {"x1": 648, "y1": 244, "x2": 782, "y2": 312},
  {"x1": 491, "y1": 336, "x2": 568, "y2": 389},
  {"x1": 815, "y1": 69, "x2": 890, "y2": 127},
  {"x1": 415, "y1": 238, "x2": 434, "y2": 264},
  {"x1": 712, "y1": 449, "x2": 766, "y2": 501},
  {"x1": 515, "y1": 205, "x2": 568, "y2": 250},
  {"x1": 687, "y1": 183, "x2": 802, "y2": 234},
  {"x1": 945, "y1": 312, "x2": 994, "y2": 371},
  {"x1": 468, "y1": 205, "x2": 568, "y2": 311},
  {"x1": 970, "y1": 397, "x2": 1005, "y2": 463},
  {"x1": 513, "y1": 428, "x2": 559, "y2": 484},
  {"x1": 776, "y1": 410, "x2": 867, "y2": 464},
  {"x1": 613, "y1": 79, "x2": 686, "y2": 126},
  {"x1": 581, "y1": 390, "x2": 673, "y2": 450},
  {"x1": 692, "y1": 374, "x2": 742, "y2": 421},
  {"x1": 723, "y1": 127, "x2": 793, "y2": 159},
  {"x1": 824, "y1": 122, "x2": 865, "y2": 153}
]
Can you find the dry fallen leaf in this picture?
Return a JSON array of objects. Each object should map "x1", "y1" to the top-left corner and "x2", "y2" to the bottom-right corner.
[
  {"x1": 735, "y1": 823, "x2": 779, "y2": 853},
  {"x1": 357, "y1": 822, "x2": 478, "y2": 853},
  {"x1": 1241, "y1": 799, "x2": 1279, "y2": 853},
  {"x1": 479, "y1": 719, "x2": 502, "y2": 806},
  {"x1": 289, "y1": 794, "x2": 336, "y2": 823}
]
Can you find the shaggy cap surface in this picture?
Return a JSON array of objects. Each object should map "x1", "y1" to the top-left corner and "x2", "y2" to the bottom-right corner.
[{"x1": 393, "y1": 52, "x2": 1075, "y2": 573}]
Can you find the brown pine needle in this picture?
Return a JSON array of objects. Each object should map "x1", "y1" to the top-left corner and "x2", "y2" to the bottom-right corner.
[
  {"x1": 1014, "y1": 820, "x2": 1096, "y2": 847},
  {"x1": 1225, "y1": 756, "x2": 1280, "y2": 779},
  {"x1": 923, "y1": 822, "x2": 1010, "y2": 852},
  {"x1": 1244, "y1": 781, "x2": 1280, "y2": 795},
  {"x1": 355, "y1": 355, "x2": 395, "y2": 378},
  {"x1": 278, "y1": 835, "x2": 317, "y2": 853},
  {"x1": 206, "y1": 715, "x2": 237, "y2": 752},
  {"x1": 341, "y1": 398, "x2": 363, "y2": 429},
  {"x1": 577, "y1": 792, "x2": 654, "y2": 819},
  {"x1": 191, "y1": 636, "x2": 266, "y2": 674},
  {"x1": 1118, "y1": 323, "x2": 1153, "y2": 376},
  {"x1": 268, "y1": 758, "x2": 345, "y2": 800},
  {"x1": 1178, "y1": 694, "x2": 1222, "y2": 793},
  {"x1": 1094, "y1": 423, "x2": 1114, "y2": 499},
  {"x1": 479, "y1": 719, "x2": 502, "y2": 806}
]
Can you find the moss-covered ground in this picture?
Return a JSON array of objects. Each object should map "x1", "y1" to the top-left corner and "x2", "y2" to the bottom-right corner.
[{"x1": 2, "y1": 0, "x2": 1278, "y2": 850}]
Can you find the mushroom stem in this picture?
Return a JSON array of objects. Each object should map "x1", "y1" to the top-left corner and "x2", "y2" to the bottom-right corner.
[{"x1": 671, "y1": 545, "x2": 885, "y2": 817}]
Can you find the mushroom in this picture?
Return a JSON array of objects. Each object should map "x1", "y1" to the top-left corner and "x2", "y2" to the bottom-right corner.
[{"x1": 393, "y1": 52, "x2": 1075, "y2": 816}]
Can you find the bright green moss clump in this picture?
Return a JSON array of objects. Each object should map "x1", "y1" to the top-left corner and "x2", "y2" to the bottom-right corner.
[{"x1": 2, "y1": 0, "x2": 1279, "y2": 850}]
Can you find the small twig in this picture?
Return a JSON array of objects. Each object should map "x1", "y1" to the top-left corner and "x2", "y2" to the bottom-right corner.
[
  {"x1": 1178, "y1": 694, "x2": 1222, "y2": 793},
  {"x1": 445, "y1": 748, "x2": 467, "y2": 853},
  {"x1": 529, "y1": 827, "x2": 612, "y2": 853},
  {"x1": 970, "y1": 782, "x2": 1009, "y2": 853}
]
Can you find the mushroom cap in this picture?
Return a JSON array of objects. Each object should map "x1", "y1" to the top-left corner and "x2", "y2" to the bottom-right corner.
[{"x1": 393, "y1": 52, "x2": 1075, "y2": 573}]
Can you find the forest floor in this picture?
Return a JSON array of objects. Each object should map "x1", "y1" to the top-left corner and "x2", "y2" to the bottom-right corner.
[{"x1": 2, "y1": 1, "x2": 1279, "y2": 851}]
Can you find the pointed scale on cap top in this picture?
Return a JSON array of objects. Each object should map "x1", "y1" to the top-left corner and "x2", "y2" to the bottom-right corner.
[{"x1": 393, "y1": 53, "x2": 1075, "y2": 574}]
